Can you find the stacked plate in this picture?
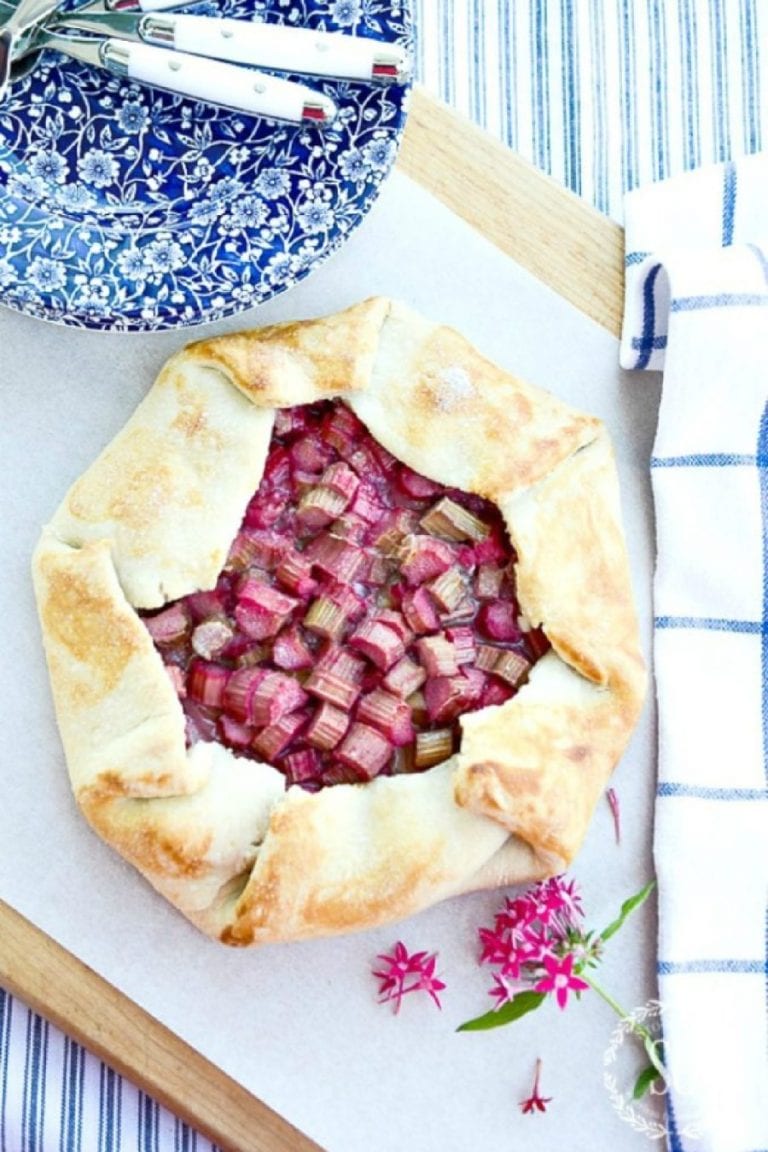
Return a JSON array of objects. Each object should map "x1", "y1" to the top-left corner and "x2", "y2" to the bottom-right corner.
[{"x1": 0, "y1": 0, "x2": 412, "y2": 329}]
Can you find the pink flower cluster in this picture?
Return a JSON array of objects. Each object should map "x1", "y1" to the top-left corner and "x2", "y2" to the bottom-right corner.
[
  {"x1": 479, "y1": 875, "x2": 591, "y2": 1010},
  {"x1": 373, "y1": 941, "x2": 446, "y2": 1013}
]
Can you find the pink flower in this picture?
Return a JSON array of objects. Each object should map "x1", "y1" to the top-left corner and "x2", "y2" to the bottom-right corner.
[
  {"x1": 534, "y1": 953, "x2": 589, "y2": 1009},
  {"x1": 519, "y1": 1059, "x2": 552, "y2": 1115},
  {"x1": 373, "y1": 942, "x2": 446, "y2": 1013}
]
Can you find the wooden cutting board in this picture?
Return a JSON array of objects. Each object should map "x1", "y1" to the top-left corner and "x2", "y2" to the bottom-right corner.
[{"x1": 0, "y1": 86, "x2": 624, "y2": 1152}]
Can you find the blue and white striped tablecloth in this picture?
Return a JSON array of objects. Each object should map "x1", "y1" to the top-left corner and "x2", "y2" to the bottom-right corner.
[{"x1": 2, "y1": 4, "x2": 766, "y2": 1150}]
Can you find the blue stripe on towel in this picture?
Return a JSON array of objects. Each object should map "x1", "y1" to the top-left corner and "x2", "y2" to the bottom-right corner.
[
  {"x1": 658, "y1": 959, "x2": 767, "y2": 975},
  {"x1": 671, "y1": 293, "x2": 768, "y2": 311},
  {"x1": 654, "y1": 616, "x2": 766, "y2": 632},
  {"x1": 722, "y1": 160, "x2": 738, "y2": 244},
  {"x1": 658, "y1": 782, "x2": 768, "y2": 800},
  {"x1": 635, "y1": 263, "x2": 663, "y2": 368}
]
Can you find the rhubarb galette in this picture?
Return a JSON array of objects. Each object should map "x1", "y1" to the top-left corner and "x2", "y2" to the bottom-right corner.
[{"x1": 33, "y1": 297, "x2": 646, "y2": 945}]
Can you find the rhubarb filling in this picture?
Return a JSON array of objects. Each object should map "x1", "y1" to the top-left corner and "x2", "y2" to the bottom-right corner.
[{"x1": 141, "y1": 401, "x2": 549, "y2": 790}]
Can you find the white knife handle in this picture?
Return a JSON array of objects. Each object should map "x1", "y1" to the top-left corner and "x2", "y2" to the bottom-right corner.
[
  {"x1": 159, "y1": 16, "x2": 407, "y2": 82},
  {"x1": 104, "y1": 40, "x2": 337, "y2": 123}
]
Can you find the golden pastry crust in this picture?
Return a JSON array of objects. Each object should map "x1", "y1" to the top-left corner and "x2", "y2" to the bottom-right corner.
[{"x1": 33, "y1": 297, "x2": 646, "y2": 945}]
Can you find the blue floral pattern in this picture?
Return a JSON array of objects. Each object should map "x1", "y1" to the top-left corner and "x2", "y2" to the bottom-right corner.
[{"x1": 0, "y1": 0, "x2": 412, "y2": 329}]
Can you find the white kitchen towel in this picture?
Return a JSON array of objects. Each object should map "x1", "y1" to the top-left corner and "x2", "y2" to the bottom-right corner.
[
  {"x1": 620, "y1": 153, "x2": 768, "y2": 1152},
  {"x1": 413, "y1": 0, "x2": 768, "y2": 221}
]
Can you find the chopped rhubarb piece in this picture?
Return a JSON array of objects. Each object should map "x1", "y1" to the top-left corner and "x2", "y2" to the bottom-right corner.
[
  {"x1": 218, "y1": 714, "x2": 254, "y2": 748},
  {"x1": 401, "y1": 585, "x2": 440, "y2": 634},
  {"x1": 337, "y1": 722, "x2": 392, "y2": 780},
  {"x1": 234, "y1": 529, "x2": 289, "y2": 572},
  {"x1": 282, "y1": 748, "x2": 322, "y2": 785},
  {"x1": 424, "y1": 670, "x2": 485, "y2": 723},
  {"x1": 492, "y1": 650, "x2": 531, "y2": 686},
  {"x1": 398, "y1": 534, "x2": 456, "y2": 586},
  {"x1": 322, "y1": 404, "x2": 366, "y2": 456},
  {"x1": 329, "y1": 513, "x2": 369, "y2": 544},
  {"x1": 275, "y1": 550, "x2": 318, "y2": 598},
  {"x1": 253, "y1": 708, "x2": 309, "y2": 760},
  {"x1": 383, "y1": 655, "x2": 427, "y2": 698},
  {"x1": 238, "y1": 579, "x2": 299, "y2": 617},
  {"x1": 416, "y1": 635, "x2": 460, "y2": 677},
  {"x1": 144, "y1": 602, "x2": 190, "y2": 646},
  {"x1": 373, "y1": 609, "x2": 412, "y2": 644},
  {"x1": 290, "y1": 434, "x2": 333, "y2": 472},
  {"x1": 363, "y1": 553, "x2": 390, "y2": 586},
  {"x1": 274, "y1": 407, "x2": 309, "y2": 437},
  {"x1": 349, "y1": 620, "x2": 405, "y2": 670},
  {"x1": 391, "y1": 744, "x2": 416, "y2": 773},
  {"x1": 396, "y1": 464, "x2": 443, "y2": 500},
  {"x1": 347, "y1": 481, "x2": 383, "y2": 524},
  {"x1": 326, "y1": 581, "x2": 366, "y2": 622},
  {"x1": 407, "y1": 689, "x2": 429, "y2": 726},
  {"x1": 235, "y1": 581, "x2": 298, "y2": 640},
  {"x1": 414, "y1": 728, "x2": 455, "y2": 769},
  {"x1": 306, "y1": 650, "x2": 365, "y2": 710},
  {"x1": 475, "y1": 643, "x2": 503, "y2": 672},
  {"x1": 304, "y1": 595, "x2": 349, "y2": 641},
  {"x1": 191, "y1": 619, "x2": 233, "y2": 661},
  {"x1": 320, "y1": 761, "x2": 363, "y2": 786},
  {"x1": 373, "y1": 509, "x2": 420, "y2": 553},
  {"x1": 222, "y1": 667, "x2": 267, "y2": 723},
  {"x1": 480, "y1": 679, "x2": 515, "y2": 708},
  {"x1": 272, "y1": 627, "x2": 314, "y2": 671},
  {"x1": 357, "y1": 688, "x2": 414, "y2": 746},
  {"x1": 183, "y1": 700, "x2": 219, "y2": 744},
  {"x1": 305, "y1": 534, "x2": 365, "y2": 583},
  {"x1": 235, "y1": 602, "x2": 288, "y2": 642},
  {"x1": 185, "y1": 589, "x2": 226, "y2": 622},
  {"x1": 438, "y1": 596, "x2": 476, "y2": 627},
  {"x1": 243, "y1": 489, "x2": 287, "y2": 529},
  {"x1": 464, "y1": 526, "x2": 510, "y2": 567},
  {"x1": 524, "y1": 625, "x2": 551, "y2": 660},
  {"x1": 428, "y1": 568, "x2": 466, "y2": 612},
  {"x1": 249, "y1": 671, "x2": 308, "y2": 728},
  {"x1": 420, "y1": 496, "x2": 491, "y2": 542},
  {"x1": 446, "y1": 626, "x2": 476, "y2": 665},
  {"x1": 474, "y1": 563, "x2": 505, "y2": 599},
  {"x1": 477, "y1": 600, "x2": 521, "y2": 642},
  {"x1": 305, "y1": 701, "x2": 349, "y2": 751},
  {"x1": 319, "y1": 461, "x2": 359, "y2": 502},
  {"x1": 187, "y1": 660, "x2": 228, "y2": 708},
  {"x1": 296, "y1": 485, "x2": 348, "y2": 529}
]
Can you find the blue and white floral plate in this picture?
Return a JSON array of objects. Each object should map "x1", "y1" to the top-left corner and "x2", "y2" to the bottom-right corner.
[{"x1": 0, "y1": 0, "x2": 412, "y2": 330}]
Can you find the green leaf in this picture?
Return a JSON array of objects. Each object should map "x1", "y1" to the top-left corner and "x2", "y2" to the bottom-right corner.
[
  {"x1": 456, "y1": 991, "x2": 546, "y2": 1032},
  {"x1": 599, "y1": 880, "x2": 656, "y2": 944},
  {"x1": 633, "y1": 1063, "x2": 663, "y2": 1099}
]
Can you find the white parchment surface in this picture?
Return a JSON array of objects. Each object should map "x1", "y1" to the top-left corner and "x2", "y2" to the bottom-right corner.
[{"x1": 0, "y1": 170, "x2": 664, "y2": 1152}]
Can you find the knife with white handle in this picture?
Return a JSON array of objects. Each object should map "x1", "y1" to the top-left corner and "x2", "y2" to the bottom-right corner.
[
  {"x1": 57, "y1": 11, "x2": 410, "y2": 82},
  {"x1": 26, "y1": 32, "x2": 338, "y2": 121}
]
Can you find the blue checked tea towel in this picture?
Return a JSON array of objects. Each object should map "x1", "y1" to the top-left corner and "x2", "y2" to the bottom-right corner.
[{"x1": 620, "y1": 152, "x2": 768, "y2": 1152}]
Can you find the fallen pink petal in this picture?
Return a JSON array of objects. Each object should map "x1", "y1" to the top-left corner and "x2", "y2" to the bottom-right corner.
[{"x1": 519, "y1": 1058, "x2": 552, "y2": 1115}]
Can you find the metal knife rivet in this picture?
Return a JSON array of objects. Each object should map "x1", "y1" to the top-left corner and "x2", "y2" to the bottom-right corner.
[
  {"x1": 220, "y1": 27, "x2": 233, "y2": 38},
  {"x1": 314, "y1": 39, "x2": 330, "y2": 52},
  {"x1": 168, "y1": 58, "x2": 181, "y2": 71},
  {"x1": 253, "y1": 80, "x2": 266, "y2": 94}
]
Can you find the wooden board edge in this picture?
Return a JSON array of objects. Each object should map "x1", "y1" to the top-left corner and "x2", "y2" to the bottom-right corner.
[
  {"x1": 0, "y1": 90, "x2": 626, "y2": 1152},
  {"x1": 0, "y1": 899, "x2": 322, "y2": 1152},
  {"x1": 399, "y1": 87, "x2": 625, "y2": 338}
]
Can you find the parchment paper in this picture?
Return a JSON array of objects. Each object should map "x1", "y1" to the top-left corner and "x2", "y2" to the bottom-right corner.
[{"x1": 0, "y1": 170, "x2": 664, "y2": 1152}]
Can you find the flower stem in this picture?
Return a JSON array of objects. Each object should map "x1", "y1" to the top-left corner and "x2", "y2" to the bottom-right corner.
[{"x1": 582, "y1": 973, "x2": 667, "y2": 1082}]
